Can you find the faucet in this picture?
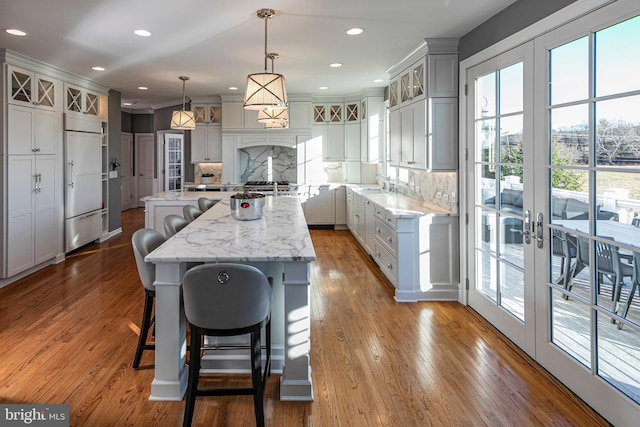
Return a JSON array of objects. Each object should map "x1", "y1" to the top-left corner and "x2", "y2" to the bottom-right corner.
[
  {"x1": 273, "y1": 181, "x2": 278, "y2": 197},
  {"x1": 375, "y1": 173, "x2": 390, "y2": 190}
]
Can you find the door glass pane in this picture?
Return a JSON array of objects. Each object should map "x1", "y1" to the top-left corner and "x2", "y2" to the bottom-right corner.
[
  {"x1": 595, "y1": 95, "x2": 640, "y2": 167},
  {"x1": 500, "y1": 262, "x2": 524, "y2": 321},
  {"x1": 499, "y1": 63, "x2": 523, "y2": 114},
  {"x1": 550, "y1": 104, "x2": 589, "y2": 166},
  {"x1": 478, "y1": 207, "x2": 497, "y2": 255},
  {"x1": 550, "y1": 36, "x2": 588, "y2": 105},
  {"x1": 551, "y1": 288, "x2": 591, "y2": 368},
  {"x1": 595, "y1": 15, "x2": 640, "y2": 97},
  {"x1": 476, "y1": 73, "x2": 496, "y2": 118},
  {"x1": 597, "y1": 308, "x2": 640, "y2": 404},
  {"x1": 476, "y1": 249, "x2": 497, "y2": 302}
]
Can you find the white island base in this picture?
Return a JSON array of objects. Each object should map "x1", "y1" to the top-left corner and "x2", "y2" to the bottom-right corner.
[{"x1": 145, "y1": 194, "x2": 315, "y2": 402}]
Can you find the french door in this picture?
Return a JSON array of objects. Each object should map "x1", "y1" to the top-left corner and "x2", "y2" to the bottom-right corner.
[
  {"x1": 466, "y1": 1, "x2": 640, "y2": 424},
  {"x1": 467, "y1": 42, "x2": 536, "y2": 355}
]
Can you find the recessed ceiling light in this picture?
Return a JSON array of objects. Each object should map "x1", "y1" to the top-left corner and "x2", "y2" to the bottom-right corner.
[
  {"x1": 134, "y1": 29, "x2": 151, "y2": 37},
  {"x1": 138, "y1": 86, "x2": 148, "y2": 90},
  {"x1": 373, "y1": 79, "x2": 384, "y2": 83},
  {"x1": 229, "y1": 87, "x2": 238, "y2": 91},
  {"x1": 346, "y1": 28, "x2": 363, "y2": 36},
  {"x1": 329, "y1": 63, "x2": 342, "y2": 68},
  {"x1": 319, "y1": 86, "x2": 328, "y2": 90},
  {"x1": 5, "y1": 28, "x2": 27, "y2": 36},
  {"x1": 92, "y1": 66, "x2": 105, "y2": 71}
]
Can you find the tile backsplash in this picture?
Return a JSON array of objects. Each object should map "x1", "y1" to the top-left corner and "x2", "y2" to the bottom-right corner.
[{"x1": 386, "y1": 170, "x2": 458, "y2": 214}]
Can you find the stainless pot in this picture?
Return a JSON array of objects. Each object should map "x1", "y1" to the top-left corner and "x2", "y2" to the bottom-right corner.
[{"x1": 230, "y1": 195, "x2": 265, "y2": 221}]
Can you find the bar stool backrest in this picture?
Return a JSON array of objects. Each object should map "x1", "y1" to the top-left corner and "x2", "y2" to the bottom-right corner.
[
  {"x1": 132, "y1": 228, "x2": 166, "y2": 291},
  {"x1": 164, "y1": 214, "x2": 189, "y2": 238},
  {"x1": 183, "y1": 205, "x2": 203, "y2": 222}
]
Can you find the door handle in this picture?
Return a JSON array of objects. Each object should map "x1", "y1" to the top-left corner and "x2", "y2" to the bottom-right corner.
[
  {"x1": 509, "y1": 209, "x2": 532, "y2": 244},
  {"x1": 532, "y1": 212, "x2": 544, "y2": 248}
]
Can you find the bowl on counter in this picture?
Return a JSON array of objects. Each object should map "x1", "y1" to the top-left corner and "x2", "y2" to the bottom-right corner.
[{"x1": 230, "y1": 193, "x2": 266, "y2": 221}]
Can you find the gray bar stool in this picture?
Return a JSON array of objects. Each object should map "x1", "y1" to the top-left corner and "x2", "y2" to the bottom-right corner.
[
  {"x1": 198, "y1": 197, "x2": 216, "y2": 212},
  {"x1": 183, "y1": 204, "x2": 203, "y2": 222},
  {"x1": 131, "y1": 228, "x2": 166, "y2": 369},
  {"x1": 181, "y1": 264, "x2": 272, "y2": 427},
  {"x1": 164, "y1": 214, "x2": 189, "y2": 238}
]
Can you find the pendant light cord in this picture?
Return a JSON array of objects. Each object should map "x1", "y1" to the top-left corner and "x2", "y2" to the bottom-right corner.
[{"x1": 263, "y1": 13, "x2": 269, "y2": 72}]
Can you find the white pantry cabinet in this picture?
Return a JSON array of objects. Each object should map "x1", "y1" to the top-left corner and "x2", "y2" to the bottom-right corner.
[
  {"x1": 6, "y1": 154, "x2": 57, "y2": 277},
  {"x1": 64, "y1": 82, "x2": 101, "y2": 119}
]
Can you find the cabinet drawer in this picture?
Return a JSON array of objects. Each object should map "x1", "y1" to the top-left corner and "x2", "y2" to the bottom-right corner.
[
  {"x1": 375, "y1": 219, "x2": 397, "y2": 257},
  {"x1": 373, "y1": 205, "x2": 397, "y2": 229},
  {"x1": 374, "y1": 241, "x2": 397, "y2": 287}
]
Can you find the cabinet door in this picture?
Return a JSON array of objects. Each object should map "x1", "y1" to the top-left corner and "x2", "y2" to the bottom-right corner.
[
  {"x1": 34, "y1": 155, "x2": 58, "y2": 264},
  {"x1": 207, "y1": 126, "x2": 222, "y2": 162},
  {"x1": 191, "y1": 126, "x2": 207, "y2": 163},
  {"x1": 65, "y1": 84, "x2": 100, "y2": 117},
  {"x1": 335, "y1": 187, "x2": 347, "y2": 225},
  {"x1": 345, "y1": 102, "x2": 359, "y2": 122},
  {"x1": 303, "y1": 189, "x2": 335, "y2": 225},
  {"x1": 344, "y1": 122, "x2": 360, "y2": 161},
  {"x1": 8, "y1": 67, "x2": 58, "y2": 111},
  {"x1": 429, "y1": 98, "x2": 458, "y2": 170},
  {"x1": 324, "y1": 125, "x2": 345, "y2": 161},
  {"x1": 7, "y1": 105, "x2": 34, "y2": 155},
  {"x1": 7, "y1": 156, "x2": 36, "y2": 276},
  {"x1": 388, "y1": 109, "x2": 401, "y2": 165},
  {"x1": 411, "y1": 59, "x2": 426, "y2": 101},
  {"x1": 389, "y1": 79, "x2": 399, "y2": 110},
  {"x1": 411, "y1": 100, "x2": 427, "y2": 169},
  {"x1": 400, "y1": 105, "x2": 413, "y2": 166},
  {"x1": 428, "y1": 54, "x2": 458, "y2": 98}
]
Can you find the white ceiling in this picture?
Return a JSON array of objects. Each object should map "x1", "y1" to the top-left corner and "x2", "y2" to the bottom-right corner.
[{"x1": 0, "y1": 0, "x2": 516, "y2": 110}]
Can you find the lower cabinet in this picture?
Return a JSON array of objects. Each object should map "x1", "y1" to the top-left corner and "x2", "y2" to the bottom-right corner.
[
  {"x1": 348, "y1": 189, "x2": 460, "y2": 301},
  {"x1": 302, "y1": 188, "x2": 335, "y2": 225}
]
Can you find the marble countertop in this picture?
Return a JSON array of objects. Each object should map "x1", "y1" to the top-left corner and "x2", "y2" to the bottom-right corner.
[
  {"x1": 141, "y1": 191, "x2": 237, "y2": 201},
  {"x1": 350, "y1": 185, "x2": 454, "y2": 217},
  {"x1": 145, "y1": 194, "x2": 316, "y2": 263}
]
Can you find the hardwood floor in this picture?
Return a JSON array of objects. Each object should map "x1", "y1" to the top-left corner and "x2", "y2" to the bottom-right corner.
[{"x1": 0, "y1": 208, "x2": 611, "y2": 426}]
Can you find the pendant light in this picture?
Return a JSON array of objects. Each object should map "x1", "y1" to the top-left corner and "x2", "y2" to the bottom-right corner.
[
  {"x1": 258, "y1": 53, "x2": 289, "y2": 125},
  {"x1": 170, "y1": 76, "x2": 196, "y2": 130},
  {"x1": 243, "y1": 8, "x2": 288, "y2": 110}
]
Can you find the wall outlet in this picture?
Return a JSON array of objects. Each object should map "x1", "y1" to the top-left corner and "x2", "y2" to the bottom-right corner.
[
  {"x1": 436, "y1": 191, "x2": 442, "y2": 199},
  {"x1": 451, "y1": 192, "x2": 456, "y2": 203},
  {"x1": 443, "y1": 193, "x2": 449, "y2": 201}
]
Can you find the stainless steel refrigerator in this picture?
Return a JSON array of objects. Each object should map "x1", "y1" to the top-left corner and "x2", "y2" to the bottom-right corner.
[{"x1": 64, "y1": 119, "x2": 103, "y2": 252}]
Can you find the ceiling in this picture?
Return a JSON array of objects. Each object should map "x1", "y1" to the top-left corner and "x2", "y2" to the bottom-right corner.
[{"x1": 0, "y1": 0, "x2": 516, "y2": 111}]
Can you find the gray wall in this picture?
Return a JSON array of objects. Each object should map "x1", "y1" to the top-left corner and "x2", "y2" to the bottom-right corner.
[
  {"x1": 108, "y1": 89, "x2": 122, "y2": 233},
  {"x1": 458, "y1": 0, "x2": 577, "y2": 61}
]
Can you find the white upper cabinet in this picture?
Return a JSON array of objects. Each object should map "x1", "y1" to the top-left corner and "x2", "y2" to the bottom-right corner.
[
  {"x1": 64, "y1": 83, "x2": 101, "y2": 118},
  {"x1": 312, "y1": 103, "x2": 343, "y2": 124},
  {"x1": 388, "y1": 39, "x2": 459, "y2": 170},
  {"x1": 7, "y1": 65, "x2": 59, "y2": 112},
  {"x1": 8, "y1": 105, "x2": 57, "y2": 156},
  {"x1": 428, "y1": 54, "x2": 458, "y2": 98},
  {"x1": 192, "y1": 104, "x2": 222, "y2": 125}
]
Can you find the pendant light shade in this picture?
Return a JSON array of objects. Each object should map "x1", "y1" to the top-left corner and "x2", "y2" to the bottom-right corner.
[
  {"x1": 264, "y1": 120, "x2": 288, "y2": 129},
  {"x1": 244, "y1": 9, "x2": 288, "y2": 110},
  {"x1": 257, "y1": 106, "x2": 289, "y2": 123},
  {"x1": 171, "y1": 76, "x2": 196, "y2": 130}
]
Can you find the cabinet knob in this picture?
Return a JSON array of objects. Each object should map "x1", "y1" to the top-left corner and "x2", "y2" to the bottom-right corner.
[
  {"x1": 387, "y1": 264, "x2": 393, "y2": 270},
  {"x1": 387, "y1": 237, "x2": 393, "y2": 244},
  {"x1": 376, "y1": 227, "x2": 380, "y2": 233}
]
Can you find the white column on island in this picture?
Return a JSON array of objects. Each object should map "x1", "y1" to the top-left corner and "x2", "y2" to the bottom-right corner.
[
  {"x1": 280, "y1": 261, "x2": 314, "y2": 401},
  {"x1": 149, "y1": 262, "x2": 188, "y2": 401}
]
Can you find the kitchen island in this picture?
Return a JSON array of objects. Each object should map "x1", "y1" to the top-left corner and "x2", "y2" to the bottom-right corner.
[{"x1": 145, "y1": 193, "x2": 316, "y2": 401}]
